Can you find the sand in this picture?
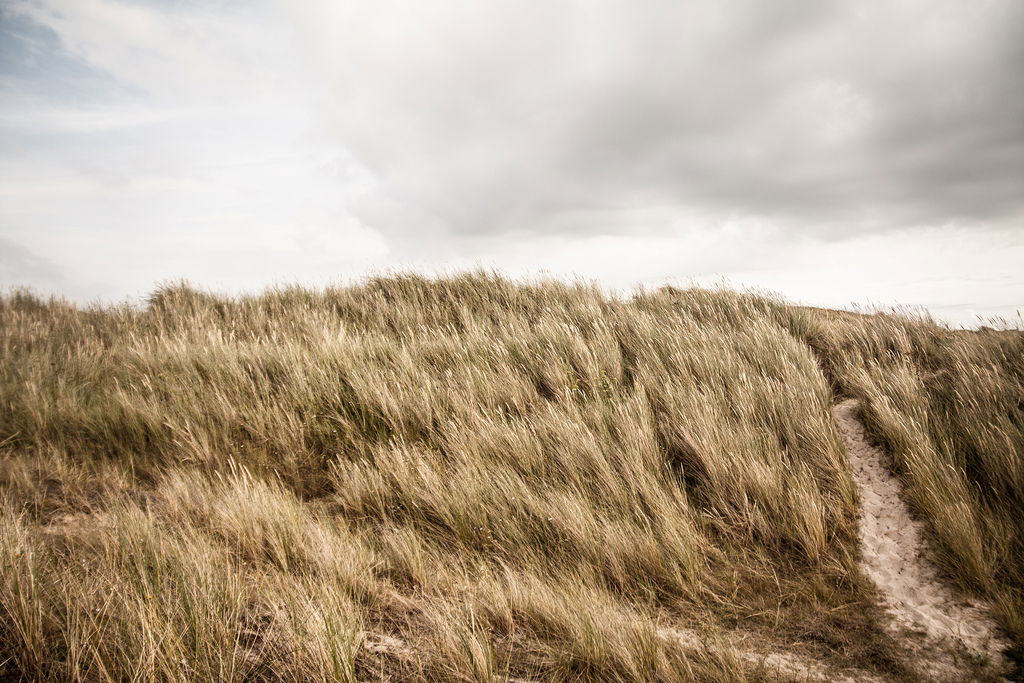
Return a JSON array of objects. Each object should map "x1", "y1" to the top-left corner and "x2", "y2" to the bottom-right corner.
[{"x1": 833, "y1": 399, "x2": 1010, "y2": 681}]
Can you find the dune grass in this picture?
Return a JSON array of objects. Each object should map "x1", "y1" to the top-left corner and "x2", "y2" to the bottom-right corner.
[
  {"x1": 793, "y1": 306, "x2": 1024, "y2": 663},
  {"x1": 0, "y1": 272, "x2": 1017, "y2": 680}
]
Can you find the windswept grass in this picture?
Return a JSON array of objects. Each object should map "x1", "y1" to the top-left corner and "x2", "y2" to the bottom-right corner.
[
  {"x1": 0, "y1": 272, "x2": 1016, "y2": 680},
  {"x1": 794, "y1": 306, "x2": 1024, "y2": 658}
]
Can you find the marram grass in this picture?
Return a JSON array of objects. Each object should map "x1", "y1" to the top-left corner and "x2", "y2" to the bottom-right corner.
[{"x1": 0, "y1": 273, "x2": 1020, "y2": 681}]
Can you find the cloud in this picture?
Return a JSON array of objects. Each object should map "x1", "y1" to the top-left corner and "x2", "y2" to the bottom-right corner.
[
  {"x1": 281, "y1": 0, "x2": 1024, "y2": 236},
  {"x1": 0, "y1": 0, "x2": 1021, "y2": 321},
  {"x1": 0, "y1": 236, "x2": 64, "y2": 289},
  {"x1": 11, "y1": 0, "x2": 1024, "y2": 238}
]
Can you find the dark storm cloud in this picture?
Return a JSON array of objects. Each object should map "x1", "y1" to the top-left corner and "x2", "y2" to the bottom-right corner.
[{"x1": 306, "y1": 0, "x2": 1024, "y2": 237}]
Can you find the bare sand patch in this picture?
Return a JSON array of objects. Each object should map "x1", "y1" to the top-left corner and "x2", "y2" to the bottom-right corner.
[{"x1": 834, "y1": 399, "x2": 1009, "y2": 680}]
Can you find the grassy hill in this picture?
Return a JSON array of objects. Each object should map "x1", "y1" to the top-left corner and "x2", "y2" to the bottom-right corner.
[{"x1": 1, "y1": 273, "x2": 1021, "y2": 681}]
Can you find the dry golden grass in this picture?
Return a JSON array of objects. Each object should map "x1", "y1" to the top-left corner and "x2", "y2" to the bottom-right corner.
[
  {"x1": 794, "y1": 305, "x2": 1024, "y2": 662},
  {"x1": 0, "y1": 272, "x2": 1018, "y2": 680}
]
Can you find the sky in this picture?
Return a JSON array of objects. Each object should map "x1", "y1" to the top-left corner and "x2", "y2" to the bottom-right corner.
[{"x1": 1, "y1": 0, "x2": 1022, "y2": 326}]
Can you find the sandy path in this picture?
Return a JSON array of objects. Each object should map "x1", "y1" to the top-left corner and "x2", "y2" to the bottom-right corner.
[{"x1": 833, "y1": 399, "x2": 1009, "y2": 680}]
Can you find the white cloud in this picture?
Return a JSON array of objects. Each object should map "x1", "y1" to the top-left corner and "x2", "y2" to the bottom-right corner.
[{"x1": 0, "y1": 0, "x2": 1020, "y2": 324}]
